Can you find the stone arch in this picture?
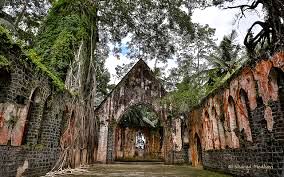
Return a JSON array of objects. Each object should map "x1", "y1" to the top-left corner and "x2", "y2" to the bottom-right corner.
[
  {"x1": 237, "y1": 89, "x2": 252, "y2": 142},
  {"x1": 115, "y1": 102, "x2": 162, "y2": 126},
  {"x1": 211, "y1": 106, "x2": 220, "y2": 149},
  {"x1": 112, "y1": 102, "x2": 165, "y2": 162},
  {"x1": 60, "y1": 109, "x2": 76, "y2": 150},
  {"x1": 38, "y1": 95, "x2": 53, "y2": 146},
  {"x1": 181, "y1": 114, "x2": 189, "y2": 146},
  {"x1": 217, "y1": 115, "x2": 226, "y2": 149},
  {"x1": 0, "y1": 69, "x2": 11, "y2": 103},
  {"x1": 193, "y1": 133, "x2": 202, "y2": 167},
  {"x1": 23, "y1": 88, "x2": 42, "y2": 144},
  {"x1": 60, "y1": 105, "x2": 69, "y2": 137},
  {"x1": 268, "y1": 67, "x2": 279, "y2": 102},
  {"x1": 228, "y1": 96, "x2": 239, "y2": 148},
  {"x1": 271, "y1": 67, "x2": 284, "y2": 106},
  {"x1": 202, "y1": 110, "x2": 213, "y2": 150},
  {"x1": 94, "y1": 59, "x2": 167, "y2": 163}
]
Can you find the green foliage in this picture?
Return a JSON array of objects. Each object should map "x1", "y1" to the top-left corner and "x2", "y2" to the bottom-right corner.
[
  {"x1": 162, "y1": 79, "x2": 206, "y2": 113},
  {"x1": 1, "y1": 0, "x2": 51, "y2": 41},
  {"x1": 34, "y1": 1, "x2": 92, "y2": 80},
  {"x1": 0, "y1": 25, "x2": 65, "y2": 90},
  {"x1": 27, "y1": 49, "x2": 65, "y2": 90},
  {"x1": 0, "y1": 55, "x2": 10, "y2": 69},
  {"x1": 119, "y1": 105, "x2": 159, "y2": 128},
  {"x1": 164, "y1": 29, "x2": 247, "y2": 113},
  {"x1": 0, "y1": 25, "x2": 14, "y2": 47},
  {"x1": 95, "y1": 55, "x2": 111, "y2": 105}
]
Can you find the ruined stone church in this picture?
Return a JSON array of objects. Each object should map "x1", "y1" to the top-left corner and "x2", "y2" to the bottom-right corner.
[{"x1": 0, "y1": 27, "x2": 284, "y2": 177}]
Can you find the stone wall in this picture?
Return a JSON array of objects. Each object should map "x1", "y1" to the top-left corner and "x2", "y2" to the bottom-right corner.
[
  {"x1": 0, "y1": 146, "x2": 60, "y2": 177},
  {"x1": 114, "y1": 126, "x2": 163, "y2": 161},
  {"x1": 0, "y1": 33, "x2": 70, "y2": 176},
  {"x1": 188, "y1": 52, "x2": 284, "y2": 177},
  {"x1": 94, "y1": 59, "x2": 168, "y2": 163}
]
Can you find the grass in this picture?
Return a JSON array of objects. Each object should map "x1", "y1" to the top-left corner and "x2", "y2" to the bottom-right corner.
[{"x1": 51, "y1": 164, "x2": 231, "y2": 177}]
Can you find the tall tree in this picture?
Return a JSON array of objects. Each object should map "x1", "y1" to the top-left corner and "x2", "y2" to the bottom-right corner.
[
  {"x1": 165, "y1": 24, "x2": 216, "y2": 91},
  {"x1": 208, "y1": 30, "x2": 244, "y2": 76},
  {"x1": 0, "y1": 0, "x2": 51, "y2": 42},
  {"x1": 210, "y1": 0, "x2": 284, "y2": 55},
  {"x1": 33, "y1": 0, "x2": 201, "y2": 169}
]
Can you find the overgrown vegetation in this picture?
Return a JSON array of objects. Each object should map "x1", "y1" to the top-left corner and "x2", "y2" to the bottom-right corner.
[
  {"x1": 1, "y1": 0, "x2": 284, "y2": 172},
  {"x1": 34, "y1": 0, "x2": 94, "y2": 80},
  {"x1": 119, "y1": 105, "x2": 160, "y2": 128},
  {"x1": 27, "y1": 49, "x2": 65, "y2": 90},
  {"x1": 161, "y1": 0, "x2": 284, "y2": 113},
  {"x1": 0, "y1": 55, "x2": 10, "y2": 69},
  {"x1": 162, "y1": 29, "x2": 247, "y2": 113},
  {"x1": 0, "y1": 25, "x2": 65, "y2": 90}
]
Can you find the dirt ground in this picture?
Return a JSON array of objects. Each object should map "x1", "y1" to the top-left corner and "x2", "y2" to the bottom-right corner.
[{"x1": 44, "y1": 163, "x2": 231, "y2": 177}]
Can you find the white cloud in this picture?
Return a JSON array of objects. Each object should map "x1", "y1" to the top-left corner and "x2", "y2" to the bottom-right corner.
[
  {"x1": 105, "y1": 53, "x2": 130, "y2": 84},
  {"x1": 192, "y1": 4, "x2": 264, "y2": 44},
  {"x1": 106, "y1": 2, "x2": 264, "y2": 85}
]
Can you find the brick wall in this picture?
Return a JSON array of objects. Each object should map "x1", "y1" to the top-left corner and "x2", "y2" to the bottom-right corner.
[
  {"x1": 0, "y1": 146, "x2": 60, "y2": 177},
  {"x1": 188, "y1": 52, "x2": 284, "y2": 177},
  {"x1": 0, "y1": 35, "x2": 69, "y2": 176}
]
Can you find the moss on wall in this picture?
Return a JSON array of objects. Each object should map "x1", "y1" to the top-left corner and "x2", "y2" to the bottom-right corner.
[
  {"x1": 0, "y1": 25, "x2": 65, "y2": 90},
  {"x1": 0, "y1": 55, "x2": 10, "y2": 69}
]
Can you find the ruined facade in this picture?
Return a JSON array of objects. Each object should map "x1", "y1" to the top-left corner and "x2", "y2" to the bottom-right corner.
[
  {"x1": 94, "y1": 60, "x2": 172, "y2": 163},
  {"x1": 188, "y1": 52, "x2": 284, "y2": 177},
  {"x1": 0, "y1": 30, "x2": 73, "y2": 177},
  {"x1": 1, "y1": 23, "x2": 284, "y2": 177}
]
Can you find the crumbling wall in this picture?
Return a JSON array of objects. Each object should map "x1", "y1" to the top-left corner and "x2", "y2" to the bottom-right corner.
[
  {"x1": 114, "y1": 126, "x2": 163, "y2": 161},
  {"x1": 94, "y1": 60, "x2": 169, "y2": 163},
  {"x1": 189, "y1": 52, "x2": 284, "y2": 177},
  {"x1": 0, "y1": 38, "x2": 69, "y2": 177}
]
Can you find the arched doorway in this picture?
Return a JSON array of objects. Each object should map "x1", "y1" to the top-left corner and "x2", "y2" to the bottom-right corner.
[
  {"x1": 94, "y1": 59, "x2": 168, "y2": 163},
  {"x1": 194, "y1": 133, "x2": 202, "y2": 166},
  {"x1": 114, "y1": 104, "x2": 164, "y2": 162},
  {"x1": 22, "y1": 88, "x2": 42, "y2": 145}
]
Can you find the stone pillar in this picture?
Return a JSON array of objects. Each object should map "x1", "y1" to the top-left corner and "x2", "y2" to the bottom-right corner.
[
  {"x1": 97, "y1": 121, "x2": 109, "y2": 163},
  {"x1": 106, "y1": 123, "x2": 114, "y2": 163},
  {"x1": 39, "y1": 109, "x2": 62, "y2": 148},
  {"x1": 25, "y1": 103, "x2": 44, "y2": 145}
]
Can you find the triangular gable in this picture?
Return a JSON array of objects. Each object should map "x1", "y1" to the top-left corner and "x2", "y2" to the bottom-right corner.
[{"x1": 95, "y1": 59, "x2": 165, "y2": 111}]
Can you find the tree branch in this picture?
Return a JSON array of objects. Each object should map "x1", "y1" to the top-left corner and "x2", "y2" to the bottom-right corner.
[{"x1": 224, "y1": 0, "x2": 262, "y2": 11}]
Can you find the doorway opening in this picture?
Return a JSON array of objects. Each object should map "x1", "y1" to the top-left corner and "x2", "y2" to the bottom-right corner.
[
  {"x1": 195, "y1": 133, "x2": 203, "y2": 166},
  {"x1": 114, "y1": 104, "x2": 164, "y2": 162}
]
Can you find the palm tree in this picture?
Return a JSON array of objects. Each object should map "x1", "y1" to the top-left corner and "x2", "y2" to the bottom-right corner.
[{"x1": 209, "y1": 30, "x2": 244, "y2": 74}]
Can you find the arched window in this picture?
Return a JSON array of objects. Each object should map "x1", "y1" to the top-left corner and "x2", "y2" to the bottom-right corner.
[
  {"x1": 269, "y1": 67, "x2": 284, "y2": 101},
  {"x1": 194, "y1": 133, "x2": 202, "y2": 166},
  {"x1": 38, "y1": 95, "x2": 52, "y2": 145},
  {"x1": 228, "y1": 96, "x2": 238, "y2": 131},
  {"x1": 268, "y1": 67, "x2": 280, "y2": 102},
  {"x1": 273, "y1": 68, "x2": 284, "y2": 106},
  {"x1": 238, "y1": 89, "x2": 252, "y2": 142},
  {"x1": 203, "y1": 111, "x2": 213, "y2": 150},
  {"x1": 228, "y1": 96, "x2": 239, "y2": 148},
  {"x1": 211, "y1": 107, "x2": 220, "y2": 149},
  {"x1": 59, "y1": 106, "x2": 69, "y2": 137},
  {"x1": 22, "y1": 88, "x2": 42, "y2": 145},
  {"x1": 114, "y1": 104, "x2": 162, "y2": 161}
]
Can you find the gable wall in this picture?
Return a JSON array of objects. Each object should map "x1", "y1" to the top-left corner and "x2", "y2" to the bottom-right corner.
[{"x1": 94, "y1": 60, "x2": 166, "y2": 163}]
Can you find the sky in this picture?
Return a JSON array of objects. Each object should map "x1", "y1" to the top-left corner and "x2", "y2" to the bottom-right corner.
[{"x1": 105, "y1": 2, "x2": 264, "y2": 84}]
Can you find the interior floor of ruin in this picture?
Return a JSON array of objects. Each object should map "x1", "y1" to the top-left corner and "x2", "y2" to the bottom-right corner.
[{"x1": 44, "y1": 163, "x2": 231, "y2": 177}]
